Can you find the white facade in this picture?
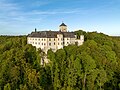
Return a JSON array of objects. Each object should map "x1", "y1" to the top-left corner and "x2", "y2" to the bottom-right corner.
[
  {"x1": 27, "y1": 35, "x2": 84, "y2": 54},
  {"x1": 27, "y1": 23, "x2": 84, "y2": 54}
]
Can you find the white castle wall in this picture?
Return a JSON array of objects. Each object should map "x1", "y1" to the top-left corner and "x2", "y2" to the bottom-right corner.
[{"x1": 27, "y1": 34, "x2": 84, "y2": 53}]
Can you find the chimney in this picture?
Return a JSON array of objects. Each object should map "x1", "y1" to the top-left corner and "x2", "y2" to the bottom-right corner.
[{"x1": 35, "y1": 28, "x2": 37, "y2": 32}]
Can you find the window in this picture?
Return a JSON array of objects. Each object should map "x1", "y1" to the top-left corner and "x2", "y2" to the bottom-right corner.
[
  {"x1": 61, "y1": 38, "x2": 63, "y2": 40},
  {"x1": 58, "y1": 38, "x2": 59, "y2": 41},
  {"x1": 44, "y1": 43, "x2": 46, "y2": 45},
  {"x1": 38, "y1": 42, "x2": 40, "y2": 45},
  {"x1": 35, "y1": 39, "x2": 37, "y2": 40},
  {"x1": 54, "y1": 38, "x2": 55, "y2": 41},
  {"x1": 42, "y1": 39, "x2": 43, "y2": 41},
  {"x1": 44, "y1": 39, "x2": 46, "y2": 41},
  {"x1": 35, "y1": 42, "x2": 37, "y2": 44},
  {"x1": 49, "y1": 38, "x2": 51, "y2": 41},
  {"x1": 67, "y1": 38, "x2": 69, "y2": 40},
  {"x1": 54, "y1": 42, "x2": 55, "y2": 45},
  {"x1": 33, "y1": 42, "x2": 34, "y2": 44},
  {"x1": 49, "y1": 43, "x2": 51, "y2": 46},
  {"x1": 58, "y1": 43, "x2": 59, "y2": 45},
  {"x1": 38, "y1": 39, "x2": 40, "y2": 41},
  {"x1": 67, "y1": 42, "x2": 69, "y2": 44},
  {"x1": 61, "y1": 43, "x2": 63, "y2": 45},
  {"x1": 42, "y1": 43, "x2": 43, "y2": 45}
]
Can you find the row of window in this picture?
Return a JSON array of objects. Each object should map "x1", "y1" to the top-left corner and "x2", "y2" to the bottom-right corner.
[
  {"x1": 29, "y1": 38, "x2": 68, "y2": 41},
  {"x1": 30, "y1": 42, "x2": 67, "y2": 46}
]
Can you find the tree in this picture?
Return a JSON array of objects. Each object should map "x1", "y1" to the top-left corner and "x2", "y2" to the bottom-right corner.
[{"x1": 4, "y1": 83, "x2": 11, "y2": 90}]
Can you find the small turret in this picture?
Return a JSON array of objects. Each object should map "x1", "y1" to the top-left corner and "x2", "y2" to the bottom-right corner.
[{"x1": 59, "y1": 22, "x2": 67, "y2": 32}]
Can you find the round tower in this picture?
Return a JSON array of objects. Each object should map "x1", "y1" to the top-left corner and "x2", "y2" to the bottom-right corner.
[{"x1": 59, "y1": 22, "x2": 67, "y2": 32}]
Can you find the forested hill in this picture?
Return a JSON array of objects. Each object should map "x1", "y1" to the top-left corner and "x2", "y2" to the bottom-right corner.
[{"x1": 0, "y1": 31, "x2": 120, "y2": 90}]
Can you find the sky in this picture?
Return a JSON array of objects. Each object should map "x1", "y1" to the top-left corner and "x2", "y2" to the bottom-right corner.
[{"x1": 0, "y1": 0, "x2": 120, "y2": 36}]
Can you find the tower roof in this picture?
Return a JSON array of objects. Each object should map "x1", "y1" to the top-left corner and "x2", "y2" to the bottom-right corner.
[{"x1": 59, "y1": 23, "x2": 67, "y2": 26}]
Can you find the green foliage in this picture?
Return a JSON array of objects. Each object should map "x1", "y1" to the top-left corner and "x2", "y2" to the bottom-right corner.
[
  {"x1": 75, "y1": 30, "x2": 86, "y2": 40},
  {"x1": 0, "y1": 36, "x2": 43, "y2": 90},
  {"x1": 46, "y1": 31, "x2": 120, "y2": 90},
  {"x1": 4, "y1": 83, "x2": 11, "y2": 90},
  {"x1": 0, "y1": 31, "x2": 120, "y2": 90}
]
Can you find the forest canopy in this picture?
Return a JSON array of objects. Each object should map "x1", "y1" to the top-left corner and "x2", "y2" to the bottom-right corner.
[{"x1": 0, "y1": 31, "x2": 120, "y2": 90}]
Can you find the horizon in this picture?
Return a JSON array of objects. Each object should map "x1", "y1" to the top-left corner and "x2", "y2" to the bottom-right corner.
[
  {"x1": 0, "y1": 30, "x2": 119, "y2": 37},
  {"x1": 0, "y1": 0, "x2": 120, "y2": 36}
]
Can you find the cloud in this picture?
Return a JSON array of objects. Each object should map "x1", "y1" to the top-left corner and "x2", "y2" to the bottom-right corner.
[
  {"x1": 0, "y1": 0, "x2": 116, "y2": 26},
  {"x1": 0, "y1": 0, "x2": 21, "y2": 21},
  {"x1": 0, "y1": 1, "x2": 20, "y2": 11},
  {"x1": 0, "y1": 0, "x2": 96, "y2": 22},
  {"x1": 0, "y1": 0, "x2": 119, "y2": 35},
  {"x1": 0, "y1": 0, "x2": 84, "y2": 23},
  {"x1": 30, "y1": 8, "x2": 86, "y2": 15},
  {"x1": 31, "y1": 1, "x2": 51, "y2": 7}
]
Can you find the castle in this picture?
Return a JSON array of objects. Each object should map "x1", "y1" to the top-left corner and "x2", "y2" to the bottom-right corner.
[{"x1": 27, "y1": 23, "x2": 84, "y2": 54}]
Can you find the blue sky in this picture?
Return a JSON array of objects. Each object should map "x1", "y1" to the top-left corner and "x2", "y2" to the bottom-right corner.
[{"x1": 0, "y1": 0, "x2": 120, "y2": 36}]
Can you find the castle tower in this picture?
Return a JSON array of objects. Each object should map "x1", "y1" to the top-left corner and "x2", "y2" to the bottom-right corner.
[{"x1": 59, "y1": 22, "x2": 67, "y2": 32}]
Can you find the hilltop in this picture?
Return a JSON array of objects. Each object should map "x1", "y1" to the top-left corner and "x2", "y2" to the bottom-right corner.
[{"x1": 0, "y1": 30, "x2": 120, "y2": 90}]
